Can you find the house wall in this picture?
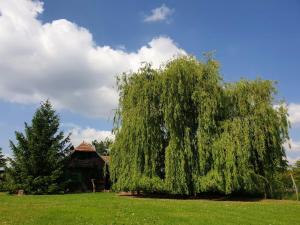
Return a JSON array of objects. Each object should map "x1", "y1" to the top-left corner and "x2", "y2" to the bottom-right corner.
[{"x1": 67, "y1": 151, "x2": 107, "y2": 192}]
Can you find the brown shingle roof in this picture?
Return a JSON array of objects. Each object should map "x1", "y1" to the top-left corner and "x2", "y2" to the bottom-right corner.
[{"x1": 75, "y1": 141, "x2": 96, "y2": 152}]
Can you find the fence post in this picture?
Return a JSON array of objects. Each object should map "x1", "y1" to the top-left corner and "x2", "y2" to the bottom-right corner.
[
  {"x1": 91, "y1": 179, "x2": 96, "y2": 193},
  {"x1": 290, "y1": 173, "x2": 299, "y2": 201}
]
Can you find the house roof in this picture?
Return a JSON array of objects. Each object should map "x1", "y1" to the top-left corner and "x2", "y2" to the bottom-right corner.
[
  {"x1": 73, "y1": 141, "x2": 111, "y2": 165},
  {"x1": 74, "y1": 141, "x2": 96, "y2": 152}
]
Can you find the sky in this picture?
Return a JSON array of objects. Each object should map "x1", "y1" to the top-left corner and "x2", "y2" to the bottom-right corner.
[{"x1": 0, "y1": 0, "x2": 299, "y2": 163}]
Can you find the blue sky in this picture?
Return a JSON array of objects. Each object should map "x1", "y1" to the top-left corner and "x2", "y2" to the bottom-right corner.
[{"x1": 0, "y1": 0, "x2": 299, "y2": 162}]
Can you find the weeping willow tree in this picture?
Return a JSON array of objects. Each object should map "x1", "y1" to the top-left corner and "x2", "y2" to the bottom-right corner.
[{"x1": 110, "y1": 56, "x2": 289, "y2": 197}]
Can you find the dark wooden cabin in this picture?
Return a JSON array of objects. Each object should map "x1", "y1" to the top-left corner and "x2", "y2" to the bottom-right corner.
[{"x1": 67, "y1": 141, "x2": 110, "y2": 192}]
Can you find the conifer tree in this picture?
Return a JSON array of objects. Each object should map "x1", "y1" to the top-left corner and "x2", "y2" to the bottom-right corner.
[{"x1": 6, "y1": 100, "x2": 71, "y2": 194}]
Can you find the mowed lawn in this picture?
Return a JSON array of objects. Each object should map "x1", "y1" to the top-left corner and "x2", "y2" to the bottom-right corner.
[{"x1": 0, "y1": 192, "x2": 299, "y2": 225}]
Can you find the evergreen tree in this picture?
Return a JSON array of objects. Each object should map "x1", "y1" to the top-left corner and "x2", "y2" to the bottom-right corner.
[
  {"x1": 92, "y1": 138, "x2": 113, "y2": 155},
  {"x1": 6, "y1": 100, "x2": 71, "y2": 194},
  {"x1": 111, "y1": 56, "x2": 290, "y2": 196},
  {"x1": 0, "y1": 148, "x2": 5, "y2": 167}
]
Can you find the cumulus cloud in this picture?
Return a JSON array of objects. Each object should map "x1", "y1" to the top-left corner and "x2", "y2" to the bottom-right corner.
[
  {"x1": 288, "y1": 103, "x2": 300, "y2": 126},
  {"x1": 0, "y1": 0, "x2": 185, "y2": 118},
  {"x1": 284, "y1": 139, "x2": 300, "y2": 164},
  {"x1": 144, "y1": 4, "x2": 174, "y2": 23},
  {"x1": 290, "y1": 139, "x2": 300, "y2": 152},
  {"x1": 285, "y1": 139, "x2": 300, "y2": 152},
  {"x1": 68, "y1": 125, "x2": 114, "y2": 147},
  {"x1": 287, "y1": 155, "x2": 300, "y2": 165},
  {"x1": 274, "y1": 103, "x2": 300, "y2": 126}
]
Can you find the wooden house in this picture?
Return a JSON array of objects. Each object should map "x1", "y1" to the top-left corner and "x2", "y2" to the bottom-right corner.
[{"x1": 66, "y1": 141, "x2": 110, "y2": 192}]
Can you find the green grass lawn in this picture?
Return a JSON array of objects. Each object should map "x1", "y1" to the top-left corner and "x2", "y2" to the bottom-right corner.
[{"x1": 0, "y1": 192, "x2": 299, "y2": 225}]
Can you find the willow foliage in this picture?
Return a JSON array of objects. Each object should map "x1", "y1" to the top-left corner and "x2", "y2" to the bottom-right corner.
[{"x1": 110, "y1": 56, "x2": 289, "y2": 196}]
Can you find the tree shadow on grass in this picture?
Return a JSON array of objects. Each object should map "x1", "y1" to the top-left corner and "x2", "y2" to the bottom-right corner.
[{"x1": 117, "y1": 192, "x2": 265, "y2": 202}]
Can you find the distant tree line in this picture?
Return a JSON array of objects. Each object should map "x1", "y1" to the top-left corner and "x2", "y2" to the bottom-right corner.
[
  {"x1": 110, "y1": 56, "x2": 290, "y2": 197},
  {"x1": 92, "y1": 138, "x2": 112, "y2": 156},
  {"x1": 0, "y1": 148, "x2": 5, "y2": 168},
  {"x1": 292, "y1": 161, "x2": 300, "y2": 189},
  {"x1": 0, "y1": 148, "x2": 6, "y2": 191}
]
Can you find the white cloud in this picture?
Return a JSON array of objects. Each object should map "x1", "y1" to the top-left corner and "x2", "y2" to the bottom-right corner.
[
  {"x1": 274, "y1": 103, "x2": 300, "y2": 126},
  {"x1": 287, "y1": 155, "x2": 300, "y2": 165},
  {"x1": 291, "y1": 139, "x2": 300, "y2": 152},
  {"x1": 144, "y1": 4, "x2": 174, "y2": 23},
  {"x1": 285, "y1": 139, "x2": 300, "y2": 152},
  {"x1": 0, "y1": 0, "x2": 185, "y2": 118},
  {"x1": 284, "y1": 139, "x2": 300, "y2": 164},
  {"x1": 68, "y1": 125, "x2": 114, "y2": 147},
  {"x1": 288, "y1": 103, "x2": 300, "y2": 126}
]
